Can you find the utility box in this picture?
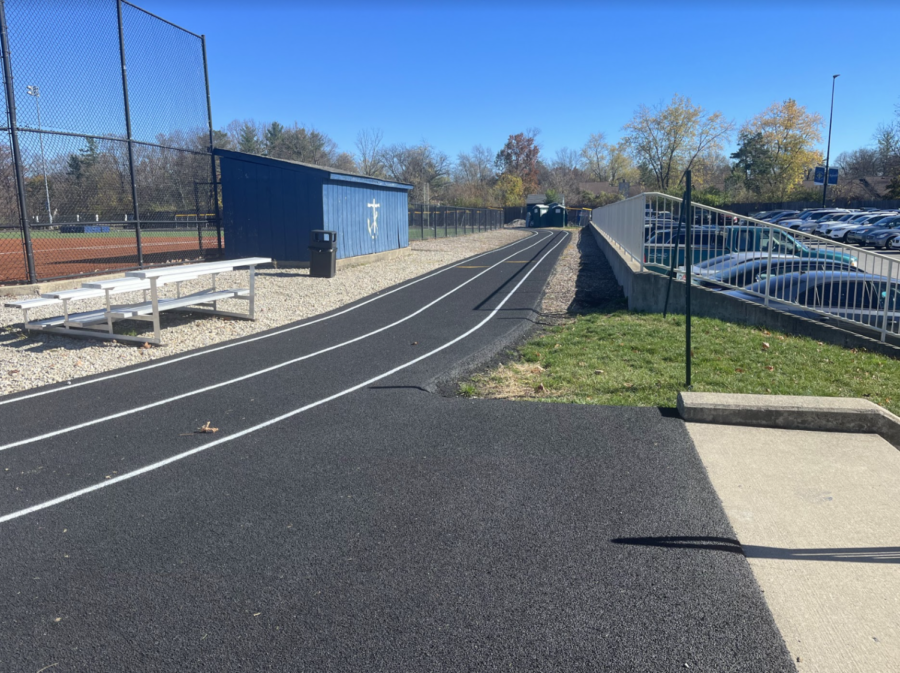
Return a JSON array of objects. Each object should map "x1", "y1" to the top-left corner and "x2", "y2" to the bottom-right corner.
[
  {"x1": 546, "y1": 203, "x2": 566, "y2": 228},
  {"x1": 309, "y1": 230, "x2": 337, "y2": 278}
]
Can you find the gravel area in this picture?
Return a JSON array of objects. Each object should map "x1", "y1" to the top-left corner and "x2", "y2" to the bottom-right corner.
[
  {"x1": 0, "y1": 229, "x2": 529, "y2": 397},
  {"x1": 539, "y1": 226, "x2": 626, "y2": 324}
]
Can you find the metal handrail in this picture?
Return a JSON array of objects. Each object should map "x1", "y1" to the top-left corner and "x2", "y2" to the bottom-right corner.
[{"x1": 594, "y1": 192, "x2": 900, "y2": 342}]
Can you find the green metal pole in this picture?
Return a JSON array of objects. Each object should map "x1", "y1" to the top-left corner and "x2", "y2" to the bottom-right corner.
[{"x1": 684, "y1": 170, "x2": 693, "y2": 389}]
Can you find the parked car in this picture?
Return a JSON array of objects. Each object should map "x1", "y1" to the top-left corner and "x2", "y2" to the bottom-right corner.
[
  {"x1": 764, "y1": 210, "x2": 800, "y2": 223},
  {"x1": 858, "y1": 217, "x2": 900, "y2": 247},
  {"x1": 644, "y1": 225, "x2": 857, "y2": 269},
  {"x1": 778, "y1": 209, "x2": 853, "y2": 230},
  {"x1": 823, "y1": 212, "x2": 898, "y2": 241},
  {"x1": 847, "y1": 215, "x2": 900, "y2": 245},
  {"x1": 723, "y1": 271, "x2": 900, "y2": 330},
  {"x1": 813, "y1": 212, "x2": 869, "y2": 234},
  {"x1": 688, "y1": 256, "x2": 855, "y2": 289}
]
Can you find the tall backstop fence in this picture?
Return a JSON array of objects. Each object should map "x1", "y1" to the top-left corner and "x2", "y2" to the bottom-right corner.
[
  {"x1": 0, "y1": 0, "x2": 219, "y2": 285},
  {"x1": 408, "y1": 205, "x2": 505, "y2": 240}
]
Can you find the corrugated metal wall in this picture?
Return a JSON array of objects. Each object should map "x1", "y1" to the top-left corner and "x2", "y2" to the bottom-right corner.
[
  {"x1": 220, "y1": 155, "x2": 324, "y2": 262},
  {"x1": 323, "y1": 182, "x2": 409, "y2": 258},
  {"x1": 217, "y1": 149, "x2": 410, "y2": 263}
]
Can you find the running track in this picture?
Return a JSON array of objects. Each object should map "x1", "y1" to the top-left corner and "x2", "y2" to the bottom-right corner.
[{"x1": 0, "y1": 230, "x2": 795, "y2": 671}]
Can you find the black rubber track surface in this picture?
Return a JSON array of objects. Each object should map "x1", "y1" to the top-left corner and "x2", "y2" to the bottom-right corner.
[{"x1": 0, "y1": 230, "x2": 795, "y2": 672}]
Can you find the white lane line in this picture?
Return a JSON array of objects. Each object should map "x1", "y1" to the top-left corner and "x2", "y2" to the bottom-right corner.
[
  {"x1": 0, "y1": 232, "x2": 568, "y2": 525},
  {"x1": 0, "y1": 231, "x2": 543, "y2": 407},
  {"x1": 0, "y1": 232, "x2": 556, "y2": 452}
]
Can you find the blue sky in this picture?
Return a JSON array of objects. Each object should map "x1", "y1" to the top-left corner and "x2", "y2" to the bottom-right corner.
[{"x1": 143, "y1": 0, "x2": 899, "y2": 163}]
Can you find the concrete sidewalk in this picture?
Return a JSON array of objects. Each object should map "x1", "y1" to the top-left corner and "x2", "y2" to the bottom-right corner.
[{"x1": 689, "y1": 423, "x2": 900, "y2": 672}]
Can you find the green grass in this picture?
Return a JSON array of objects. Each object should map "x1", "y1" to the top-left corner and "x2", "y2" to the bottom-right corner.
[
  {"x1": 458, "y1": 382, "x2": 478, "y2": 398},
  {"x1": 470, "y1": 311, "x2": 900, "y2": 415}
]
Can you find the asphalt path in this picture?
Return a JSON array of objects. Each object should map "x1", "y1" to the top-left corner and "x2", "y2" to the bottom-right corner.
[{"x1": 0, "y1": 229, "x2": 795, "y2": 672}]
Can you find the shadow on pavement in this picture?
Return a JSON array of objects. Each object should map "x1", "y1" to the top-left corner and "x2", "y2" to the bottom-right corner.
[{"x1": 612, "y1": 536, "x2": 900, "y2": 564}]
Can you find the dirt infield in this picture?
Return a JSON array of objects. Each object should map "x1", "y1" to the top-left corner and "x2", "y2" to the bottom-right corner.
[{"x1": 0, "y1": 234, "x2": 221, "y2": 284}]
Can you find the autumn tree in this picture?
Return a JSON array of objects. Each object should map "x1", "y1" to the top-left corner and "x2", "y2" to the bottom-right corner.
[
  {"x1": 734, "y1": 99, "x2": 823, "y2": 201},
  {"x1": 495, "y1": 130, "x2": 540, "y2": 194},
  {"x1": 492, "y1": 174, "x2": 524, "y2": 207},
  {"x1": 622, "y1": 94, "x2": 733, "y2": 190},
  {"x1": 580, "y1": 133, "x2": 639, "y2": 185}
]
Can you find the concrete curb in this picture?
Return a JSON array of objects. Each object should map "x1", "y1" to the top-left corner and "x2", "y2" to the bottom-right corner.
[{"x1": 678, "y1": 391, "x2": 900, "y2": 449}]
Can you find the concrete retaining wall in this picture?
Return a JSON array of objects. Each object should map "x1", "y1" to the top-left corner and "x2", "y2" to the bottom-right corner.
[{"x1": 588, "y1": 221, "x2": 900, "y2": 358}]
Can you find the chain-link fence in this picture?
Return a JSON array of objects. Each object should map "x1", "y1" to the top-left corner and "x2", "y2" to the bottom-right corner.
[
  {"x1": 408, "y1": 205, "x2": 506, "y2": 241},
  {"x1": 0, "y1": 0, "x2": 219, "y2": 285}
]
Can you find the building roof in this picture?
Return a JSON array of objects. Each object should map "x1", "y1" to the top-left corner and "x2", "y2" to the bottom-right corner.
[{"x1": 213, "y1": 148, "x2": 414, "y2": 191}]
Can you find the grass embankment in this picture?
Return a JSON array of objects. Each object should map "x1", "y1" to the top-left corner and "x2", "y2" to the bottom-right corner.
[{"x1": 464, "y1": 311, "x2": 900, "y2": 416}]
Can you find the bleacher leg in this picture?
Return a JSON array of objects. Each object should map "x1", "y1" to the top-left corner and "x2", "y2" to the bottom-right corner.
[
  {"x1": 150, "y1": 277, "x2": 161, "y2": 343},
  {"x1": 249, "y1": 265, "x2": 256, "y2": 320}
]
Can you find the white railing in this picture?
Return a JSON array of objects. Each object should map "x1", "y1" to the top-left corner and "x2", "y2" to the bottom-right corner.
[{"x1": 593, "y1": 192, "x2": 900, "y2": 343}]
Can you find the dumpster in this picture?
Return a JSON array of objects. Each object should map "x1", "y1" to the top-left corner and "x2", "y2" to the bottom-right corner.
[
  {"x1": 545, "y1": 203, "x2": 566, "y2": 227},
  {"x1": 309, "y1": 229, "x2": 337, "y2": 278}
]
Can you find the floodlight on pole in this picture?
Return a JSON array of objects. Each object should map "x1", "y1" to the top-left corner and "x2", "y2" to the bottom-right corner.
[
  {"x1": 26, "y1": 84, "x2": 53, "y2": 225},
  {"x1": 821, "y1": 74, "x2": 840, "y2": 208}
]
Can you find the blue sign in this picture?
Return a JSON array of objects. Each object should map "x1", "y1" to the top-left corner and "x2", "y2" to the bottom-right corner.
[
  {"x1": 814, "y1": 166, "x2": 826, "y2": 185},
  {"x1": 828, "y1": 167, "x2": 839, "y2": 185}
]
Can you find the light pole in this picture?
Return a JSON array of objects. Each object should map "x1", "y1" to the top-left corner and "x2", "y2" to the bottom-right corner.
[
  {"x1": 822, "y1": 74, "x2": 840, "y2": 208},
  {"x1": 26, "y1": 84, "x2": 52, "y2": 224}
]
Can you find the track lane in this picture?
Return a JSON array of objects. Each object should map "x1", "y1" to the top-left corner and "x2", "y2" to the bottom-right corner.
[
  {"x1": 0, "y1": 232, "x2": 555, "y2": 446},
  {"x1": 0, "y1": 231, "x2": 543, "y2": 408},
  {"x1": 0, "y1": 232, "x2": 569, "y2": 521}
]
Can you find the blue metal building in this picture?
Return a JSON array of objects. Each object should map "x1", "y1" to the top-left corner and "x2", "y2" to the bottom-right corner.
[{"x1": 215, "y1": 149, "x2": 413, "y2": 263}]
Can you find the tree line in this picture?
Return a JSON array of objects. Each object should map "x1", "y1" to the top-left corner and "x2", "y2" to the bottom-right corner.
[
  {"x1": 217, "y1": 94, "x2": 900, "y2": 211},
  {"x1": 6, "y1": 95, "x2": 897, "y2": 228}
]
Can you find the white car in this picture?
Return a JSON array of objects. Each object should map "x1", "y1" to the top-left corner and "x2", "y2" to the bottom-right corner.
[
  {"x1": 778, "y1": 209, "x2": 853, "y2": 230},
  {"x1": 822, "y1": 213, "x2": 898, "y2": 241},
  {"x1": 814, "y1": 212, "x2": 872, "y2": 234}
]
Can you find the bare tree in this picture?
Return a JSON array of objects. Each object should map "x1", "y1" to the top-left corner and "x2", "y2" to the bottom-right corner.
[
  {"x1": 580, "y1": 132, "x2": 610, "y2": 180},
  {"x1": 452, "y1": 145, "x2": 495, "y2": 205},
  {"x1": 381, "y1": 142, "x2": 450, "y2": 203},
  {"x1": 355, "y1": 128, "x2": 384, "y2": 177}
]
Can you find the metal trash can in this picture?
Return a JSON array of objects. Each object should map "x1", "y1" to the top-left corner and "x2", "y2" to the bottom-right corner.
[{"x1": 309, "y1": 230, "x2": 337, "y2": 278}]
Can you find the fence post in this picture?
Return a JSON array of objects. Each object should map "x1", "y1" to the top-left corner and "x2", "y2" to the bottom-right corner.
[
  {"x1": 763, "y1": 226, "x2": 774, "y2": 307},
  {"x1": 201, "y1": 34, "x2": 221, "y2": 254},
  {"x1": 881, "y1": 259, "x2": 894, "y2": 343},
  {"x1": 684, "y1": 172, "x2": 693, "y2": 389},
  {"x1": 117, "y1": 0, "x2": 143, "y2": 267},
  {"x1": 0, "y1": 0, "x2": 37, "y2": 283}
]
